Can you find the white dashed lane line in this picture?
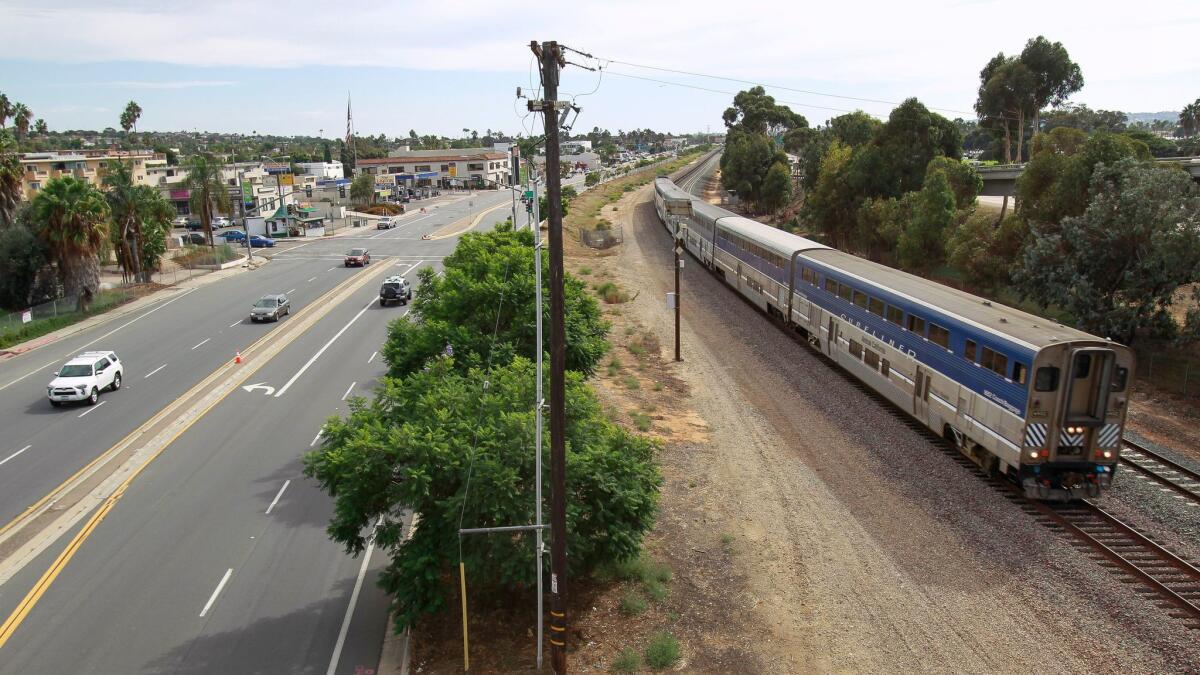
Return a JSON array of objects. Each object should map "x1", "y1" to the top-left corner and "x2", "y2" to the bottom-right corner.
[{"x1": 77, "y1": 400, "x2": 107, "y2": 418}]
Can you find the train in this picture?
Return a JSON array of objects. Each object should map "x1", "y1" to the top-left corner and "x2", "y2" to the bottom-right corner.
[{"x1": 654, "y1": 172, "x2": 1134, "y2": 500}]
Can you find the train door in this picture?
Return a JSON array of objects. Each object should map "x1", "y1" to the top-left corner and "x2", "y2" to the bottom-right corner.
[
  {"x1": 913, "y1": 366, "x2": 929, "y2": 421},
  {"x1": 1061, "y1": 348, "x2": 1115, "y2": 454},
  {"x1": 826, "y1": 317, "x2": 837, "y2": 357}
]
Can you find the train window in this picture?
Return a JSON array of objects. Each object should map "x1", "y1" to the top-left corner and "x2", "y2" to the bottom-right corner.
[
  {"x1": 1111, "y1": 366, "x2": 1129, "y2": 392},
  {"x1": 1013, "y1": 362, "x2": 1027, "y2": 385},
  {"x1": 825, "y1": 278, "x2": 837, "y2": 294},
  {"x1": 852, "y1": 291, "x2": 868, "y2": 309},
  {"x1": 1035, "y1": 367, "x2": 1059, "y2": 392},
  {"x1": 868, "y1": 297, "x2": 885, "y2": 316},
  {"x1": 802, "y1": 267, "x2": 815, "y2": 284},
  {"x1": 849, "y1": 340, "x2": 862, "y2": 359},
  {"x1": 886, "y1": 305, "x2": 903, "y2": 325},
  {"x1": 1073, "y1": 353, "x2": 1091, "y2": 379},
  {"x1": 981, "y1": 347, "x2": 1007, "y2": 377},
  {"x1": 906, "y1": 314, "x2": 925, "y2": 334},
  {"x1": 837, "y1": 283, "x2": 852, "y2": 302},
  {"x1": 928, "y1": 323, "x2": 950, "y2": 349},
  {"x1": 881, "y1": 359, "x2": 890, "y2": 377},
  {"x1": 964, "y1": 339, "x2": 977, "y2": 361},
  {"x1": 864, "y1": 349, "x2": 879, "y2": 369}
]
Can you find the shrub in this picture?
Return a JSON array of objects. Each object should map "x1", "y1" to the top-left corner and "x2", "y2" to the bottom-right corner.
[
  {"x1": 644, "y1": 631, "x2": 680, "y2": 669},
  {"x1": 623, "y1": 375, "x2": 640, "y2": 390},
  {"x1": 620, "y1": 590, "x2": 648, "y2": 616},
  {"x1": 578, "y1": 267, "x2": 592, "y2": 276},
  {"x1": 611, "y1": 648, "x2": 641, "y2": 673},
  {"x1": 627, "y1": 341, "x2": 647, "y2": 357},
  {"x1": 645, "y1": 580, "x2": 669, "y2": 603},
  {"x1": 631, "y1": 411, "x2": 652, "y2": 432},
  {"x1": 595, "y1": 282, "x2": 630, "y2": 304}
]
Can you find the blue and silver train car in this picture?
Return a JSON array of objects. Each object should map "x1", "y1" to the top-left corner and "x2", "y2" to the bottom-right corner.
[{"x1": 654, "y1": 176, "x2": 1134, "y2": 500}]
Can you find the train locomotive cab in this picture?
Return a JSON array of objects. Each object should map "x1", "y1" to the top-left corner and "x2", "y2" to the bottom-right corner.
[{"x1": 1020, "y1": 341, "x2": 1134, "y2": 500}]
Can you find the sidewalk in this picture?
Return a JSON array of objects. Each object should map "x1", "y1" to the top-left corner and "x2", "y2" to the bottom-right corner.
[{"x1": 0, "y1": 257, "x2": 265, "y2": 361}]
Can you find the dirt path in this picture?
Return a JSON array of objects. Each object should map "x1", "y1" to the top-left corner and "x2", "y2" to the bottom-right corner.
[{"x1": 571, "y1": 185, "x2": 1198, "y2": 673}]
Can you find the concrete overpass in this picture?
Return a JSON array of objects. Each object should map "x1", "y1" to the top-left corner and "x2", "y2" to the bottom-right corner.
[{"x1": 977, "y1": 156, "x2": 1200, "y2": 197}]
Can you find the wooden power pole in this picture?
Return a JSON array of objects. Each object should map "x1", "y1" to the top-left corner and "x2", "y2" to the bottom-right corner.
[{"x1": 531, "y1": 39, "x2": 569, "y2": 674}]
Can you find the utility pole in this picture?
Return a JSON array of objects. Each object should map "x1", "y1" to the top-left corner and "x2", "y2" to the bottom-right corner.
[
  {"x1": 674, "y1": 221, "x2": 682, "y2": 361},
  {"x1": 531, "y1": 39, "x2": 568, "y2": 674},
  {"x1": 531, "y1": 170, "x2": 545, "y2": 670}
]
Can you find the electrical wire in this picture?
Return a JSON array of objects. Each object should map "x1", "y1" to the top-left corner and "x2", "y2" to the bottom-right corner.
[{"x1": 604, "y1": 69, "x2": 860, "y2": 115}]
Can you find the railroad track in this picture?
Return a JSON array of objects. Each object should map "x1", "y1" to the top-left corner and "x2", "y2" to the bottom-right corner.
[{"x1": 1120, "y1": 438, "x2": 1200, "y2": 505}]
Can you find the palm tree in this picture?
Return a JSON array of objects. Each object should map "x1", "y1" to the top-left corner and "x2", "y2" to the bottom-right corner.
[
  {"x1": 11, "y1": 103, "x2": 32, "y2": 141},
  {"x1": 1181, "y1": 100, "x2": 1200, "y2": 138},
  {"x1": 34, "y1": 118, "x2": 48, "y2": 137},
  {"x1": 104, "y1": 160, "x2": 146, "y2": 282},
  {"x1": 182, "y1": 153, "x2": 229, "y2": 246},
  {"x1": 0, "y1": 93, "x2": 11, "y2": 129},
  {"x1": 30, "y1": 176, "x2": 110, "y2": 311},
  {"x1": 120, "y1": 101, "x2": 142, "y2": 141},
  {"x1": 0, "y1": 130, "x2": 21, "y2": 227}
]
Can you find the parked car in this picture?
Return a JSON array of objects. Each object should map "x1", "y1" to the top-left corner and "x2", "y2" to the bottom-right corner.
[
  {"x1": 250, "y1": 294, "x2": 290, "y2": 322},
  {"x1": 248, "y1": 235, "x2": 275, "y2": 248},
  {"x1": 219, "y1": 230, "x2": 246, "y2": 242},
  {"x1": 182, "y1": 232, "x2": 208, "y2": 246},
  {"x1": 47, "y1": 351, "x2": 123, "y2": 407},
  {"x1": 379, "y1": 276, "x2": 412, "y2": 306},
  {"x1": 211, "y1": 216, "x2": 231, "y2": 229},
  {"x1": 185, "y1": 218, "x2": 204, "y2": 231},
  {"x1": 344, "y1": 248, "x2": 370, "y2": 266},
  {"x1": 172, "y1": 216, "x2": 189, "y2": 228}
]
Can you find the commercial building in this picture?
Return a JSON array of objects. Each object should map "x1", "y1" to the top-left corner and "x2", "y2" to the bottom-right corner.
[
  {"x1": 18, "y1": 149, "x2": 161, "y2": 200},
  {"x1": 355, "y1": 148, "x2": 511, "y2": 189},
  {"x1": 295, "y1": 161, "x2": 344, "y2": 179}
]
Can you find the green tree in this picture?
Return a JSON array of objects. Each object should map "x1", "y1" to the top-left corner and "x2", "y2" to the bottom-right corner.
[
  {"x1": 1041, "y1": 104, "x2": 1127, "y2": 134},
  {"x1": 1016, "y1": 158, "x2": 1200, "y2": 344},
  {"x1": 897, "y1": 170, "x2": 955, "y2": 274},
  {"x1": 1123, "y1": 129, "x2": 1177, "y2": 157},
  {"x1": 29, "y1": 176, "x2": 110, "y2": 311},
  {"x1": 350, "y1": 173, "x2": 376, "y2": 205},
  {"x1": 182, "y1": 154, "x2": 230, "y2": 247},
  {"x1": 1019, "y1": 36, "x2": 1084, "y2": 134},
  {"x1": 721, "y1": 129, "x2": 789, "y2": 212},
  {"x1": 870, "y1": 98, "x2": 962, "y2": 197},
  {"x1": 383, "y1": 225, "x2": 607, "y2": 378},
  {"x1": 946, "y1": 212, "x2": 1027, "y2": 294},
  {"x1": 0, "y1": 129, "x2": 21, "y2": 227},
  {"x1": 538, "y1": 185, "x2": 575, "y2": 219},
  {"x1": 802, "y1": 140, "x2": 857, "y2": 247},
  {"x1": 759, "y1": 160, "x2": 793, "y2": 214},
  {"x1": 33, "y1": 118, "x2": 47, "y2": 137},
  {"x1": 0, "y1": 93, "x2": 10, "y2": 129},
  {"x1": 105, "y1": 160, "x2": 174, "y2": 283},
  {"x1": 924, "y1": 156, "x2": 982, "y2": 210},
  {"x1": 0, "y1": 218, "x2": 47, "y2": 309},
  {"x1": 10, "y1": 102, "x2": 31, "y2": 142},
  {"x1": 1180, "y1": 100, "x2": 1200, "y2": 137},
  {"x1": 722, "y1": 86, "x2": 806, "y2": 136},
  {"x1": 303, "y1": 356, "x2": 661, "y2": 632},
  {"x1": 323, "y1": 142, "x2": 332, "y2": 164},
  {"x1": 584, "y1": 171, "x2": 601, "y2": 187},
  {"x1": 120, "y1": 101, "x2": 143, "y2": 140}
]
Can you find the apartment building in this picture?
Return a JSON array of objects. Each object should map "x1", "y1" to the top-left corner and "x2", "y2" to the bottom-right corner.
[
  {"x1": 19, "y1": 149, "x2": 161, "y2": 200},
  {"x1": 355, "y1": 148, "x2": 511, "y2": 189}
]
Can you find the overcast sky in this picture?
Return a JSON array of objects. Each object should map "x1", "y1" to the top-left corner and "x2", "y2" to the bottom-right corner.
[{"x1": 2, "y1": 0, "x2": 1197, "y2": 139}]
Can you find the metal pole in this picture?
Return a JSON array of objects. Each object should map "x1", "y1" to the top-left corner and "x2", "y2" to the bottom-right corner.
[
  {"x1": 674, "y1": 219, "x2": 682, "y2": 362},
  {"x1": 536, "y1": 39, "x2": 569, "y2": 675},
  {"x1": 533, "y1": 174, "x2": 545, "y2": 669},
  {"x1": 239, "y1": 170, "x2": 253, "y2": 265}
]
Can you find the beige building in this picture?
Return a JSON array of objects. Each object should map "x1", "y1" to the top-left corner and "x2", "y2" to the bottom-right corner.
[
  {"x1": 19, "y1": 149, "x2": 161, "y2": 200},
  {"x1": 356, "y1": 148, "x2": 511, "y2": 189}
]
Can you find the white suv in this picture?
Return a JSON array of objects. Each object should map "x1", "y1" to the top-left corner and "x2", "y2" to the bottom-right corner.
[{"x1": 47, "y1": 351, "x2": 123, "y2": 407}]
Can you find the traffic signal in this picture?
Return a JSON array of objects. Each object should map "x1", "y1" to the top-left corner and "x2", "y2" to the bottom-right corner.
[
  {"x1": 339, "y1": 185, "x2": 346, "y2": 198},
  {"x1": 305, "y1": 186, "x2": 313, "y2": 197},
  {"x1": 286, "y1": 204, "x2": 295, "y2": 216}
]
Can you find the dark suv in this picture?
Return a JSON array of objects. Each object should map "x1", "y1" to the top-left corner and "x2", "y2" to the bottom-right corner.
[{"x1": 379, "y1": 276, "x2": 412, "y2": 306}]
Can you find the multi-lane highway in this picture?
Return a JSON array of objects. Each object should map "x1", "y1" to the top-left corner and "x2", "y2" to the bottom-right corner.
[{"x1": 0, "y1": 183, "x2": 558, "y2": 672}]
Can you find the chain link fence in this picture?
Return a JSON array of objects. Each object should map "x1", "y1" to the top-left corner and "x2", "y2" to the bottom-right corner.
[
  {"x1": 580, "y1": 225, "x2": 624, "y2": 250},
  {"x1": 1138, "y1": 349, "x2": 1200, "y2": 398},
  {"x1": 1, "y1": 287, "x2": 137, "y2": 340}
]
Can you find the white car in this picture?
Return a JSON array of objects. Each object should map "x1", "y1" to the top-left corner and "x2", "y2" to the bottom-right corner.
[
  {"x1": 211, "y1": 217, "x2": 231, "y2": 229},
  {"x1": 47, "y1": 351, "x2": 123, "y2": 407},
  {"x1": 172, "y1": 216, "x2": 189, "y2": 228}
]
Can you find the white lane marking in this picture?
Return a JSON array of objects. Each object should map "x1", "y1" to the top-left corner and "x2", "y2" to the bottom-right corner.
[
  {"x1": 367, "y1": 351, "x2": 377, "y2": 364},
  {"x1": 264, "y1": 480, "x2": 291, "y2": 515},
  {"x1": 72, "y1": 288, "x2": 198, "y2": 354},
  {"x1": 285, "y1": 288, "x2": 296, "y2": 295},
  {"x1": 368, "y1": 213, "x2": 435, "y2": 239},
  {"x1": 199, "y1": 568, "x2": 234, "y2": 617},
  {"x1": 402, "y1": 260, "x2": 425, "y2": 277},
  {"x1": 144, "y1": 364, "x2": 167, "y2": 379},
  {"x1": 0, "y1": 359, "x2": 59, "y2": 392},
  {"x1": 191, "y1": 338, "x2": 210, "y2": 350},
  {"x1": 0, "y1": 445, "x2": 33, "y2": 468},
  {"x1": 307, "y1": 276, "x2": 318, "y2": 283},
  {"x1": 325, "y1": 520, "x2": 380, "y2": 675},
  {"x1": 341, "y1": 381, "x2": 356, "y2": 401},
  {"x1": 77, "y1": 400, "x2": 107, "y2": 418},
  {"x1": 274, "y1": 297, "x2": 377, "y2": 398},
  {"x1": 310, "y1": 431, "x2": 322, "y2": 447},
  {"x1": 327, "y1": 267, "x2": 337, "y2": 272},
  {"x1": 229, "y1": 319, "x2": 242, "y2": 328}
]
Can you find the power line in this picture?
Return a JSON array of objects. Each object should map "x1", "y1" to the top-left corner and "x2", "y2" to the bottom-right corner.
[{"x1": 604, "y1": 69, "x2": 860, "y2": 115}]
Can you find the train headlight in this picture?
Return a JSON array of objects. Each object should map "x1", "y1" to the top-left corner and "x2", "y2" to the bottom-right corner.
[
  {"x1": 1028, "y1": 450, "x2": 1040, "y2": 460},
  {"x1": 1102, "y1": 450, "x2": 1113, "y2": 459}
]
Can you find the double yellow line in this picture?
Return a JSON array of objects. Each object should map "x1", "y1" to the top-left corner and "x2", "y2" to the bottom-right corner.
[{"x1": 0, "y1": 261, "x2": 395, "y2": 648}]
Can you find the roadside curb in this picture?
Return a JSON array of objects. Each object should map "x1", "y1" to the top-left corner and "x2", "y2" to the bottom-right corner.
[{"x1": 376, "y1": 513, "x2": 418, "y2": 674}]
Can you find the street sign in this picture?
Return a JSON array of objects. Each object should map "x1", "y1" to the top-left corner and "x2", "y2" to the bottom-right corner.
[
  {"x1": 675, "y1": 246, "x2": 683, "y2": 255},
  {"x1": 449, "y1": 164, "x2": 457, "y2": 177},
  {"x1": 524, "y1": 190, "x2": 535, "y2": 200},
  {"x1": 280, "y1": 174, "x2": 295, "y2": 186}
]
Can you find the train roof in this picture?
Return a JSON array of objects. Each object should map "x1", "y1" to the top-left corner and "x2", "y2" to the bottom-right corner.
[
  {"x1": 715, "y1": 215, "x2": 829, "y2": 257},
  {"x1": 801, "y1": 248, "x2": 1106, "y2": 350}
]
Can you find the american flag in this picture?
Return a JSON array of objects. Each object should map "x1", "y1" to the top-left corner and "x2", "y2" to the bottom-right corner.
[{"x1": 345, "y1": 94, "x2": 353, "y2": 147}]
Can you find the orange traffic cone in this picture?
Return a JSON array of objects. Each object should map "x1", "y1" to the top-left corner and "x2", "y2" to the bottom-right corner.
[{"x1": 235, "y1": 351, "x2": 242, "y2": 364}]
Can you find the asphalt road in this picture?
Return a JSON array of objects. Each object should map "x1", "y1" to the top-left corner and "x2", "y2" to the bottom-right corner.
[{"x1": 0, "y1": 181, "x2": 561, "y2": 672}]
